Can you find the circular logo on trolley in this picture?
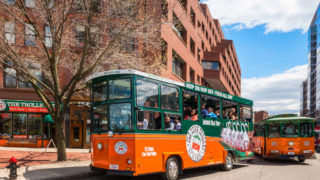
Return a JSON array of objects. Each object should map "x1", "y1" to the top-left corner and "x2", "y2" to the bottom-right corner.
[
  {"x1": 0, "y1": 100, "x2": 6, "y2": 111},
  {"x1": 114, "y1": 141, "x2": 128, "y2": 155},
  {"x1": 186, "y1": 125, "x2": 206, "y2": 162}
]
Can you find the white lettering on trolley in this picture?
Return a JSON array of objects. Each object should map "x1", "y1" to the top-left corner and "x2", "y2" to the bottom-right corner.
[{"x1": 142, "y1": 146, "x2": 157, "y2": 157}]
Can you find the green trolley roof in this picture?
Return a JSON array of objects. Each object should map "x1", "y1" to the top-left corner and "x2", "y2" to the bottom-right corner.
[{"x1": 87, "y1": 69, "x2": 253, "y2": 106}]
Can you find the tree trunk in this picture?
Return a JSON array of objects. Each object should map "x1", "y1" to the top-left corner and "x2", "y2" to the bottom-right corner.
[{"x1": 55, "y1": 117, "x2": 67, "y2": 161}]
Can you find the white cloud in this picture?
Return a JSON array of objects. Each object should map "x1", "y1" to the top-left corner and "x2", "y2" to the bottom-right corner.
[
  {"x1": 242, "y1": 64, "x2": 308, "y2": 115},
  {"x1": 205, "y1": 0, "x2": 319, "y2": 33}
]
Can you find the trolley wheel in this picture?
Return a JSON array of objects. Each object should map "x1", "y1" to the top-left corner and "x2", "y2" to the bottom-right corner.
[
  {"x1": 298, "y1": 157, "x2": 305, "y2": 163},
  {"x1": 162, "y1": 156, "x2": 179, "y2": 180},
  {"x1": 221, "y1": 153, "x2": 234, "y2": 171}
]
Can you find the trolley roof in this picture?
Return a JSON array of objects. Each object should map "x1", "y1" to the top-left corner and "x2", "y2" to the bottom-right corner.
[{"x1": 87, "y1": 69, "x2": 253, "y2": 106}]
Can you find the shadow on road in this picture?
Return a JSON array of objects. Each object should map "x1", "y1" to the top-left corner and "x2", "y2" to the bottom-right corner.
[
  {"x1": 88, "y1": 164, "x2": 248, "y2": 180},
  {"x1": 245, "y1": 156, "x2": 312, "y2": 166}
]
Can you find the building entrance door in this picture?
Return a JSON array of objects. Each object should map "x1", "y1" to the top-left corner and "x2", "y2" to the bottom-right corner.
[
  {"x1": 71, "y1": 123, "x2": 83, "y2": 148},
  {"x1": 70, "y1": 104, "x2": 89, "y2": 148}
]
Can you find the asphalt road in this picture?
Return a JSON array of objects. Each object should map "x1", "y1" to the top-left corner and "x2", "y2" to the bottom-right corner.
[{"x1": 81, "y1": 154, "x2": 320, "y2": 180}]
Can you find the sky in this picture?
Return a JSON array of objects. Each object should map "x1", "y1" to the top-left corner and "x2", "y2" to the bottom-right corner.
[{"x1": 204, "y1": 0, "x2": 319, "y2": 115}]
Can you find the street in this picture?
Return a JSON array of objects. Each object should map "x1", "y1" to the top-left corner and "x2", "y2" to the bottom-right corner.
[{"x1": 81, "y1": 154, "x2": 320, "y2": 180}]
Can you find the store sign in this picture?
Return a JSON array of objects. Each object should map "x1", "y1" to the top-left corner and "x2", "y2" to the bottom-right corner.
[
  {"x1": 0, "y1": 100, "x2": 6, "y2": 111},
  {"x1": 0, "y1": 100, "x2": 54, "y2": 113}
]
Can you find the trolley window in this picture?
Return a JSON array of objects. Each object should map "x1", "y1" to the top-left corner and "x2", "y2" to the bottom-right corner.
[
  {"x1": 300, "y1": 122, "x2": 313, "y2": 137},
  {"x1": 109, "y1": 78, "x2": 131, "y2": 99},
  {"x1": 268, "y1": 124, "x2": 280, "y2": 138},
  {"x1": 282, "y1": 123, "x2": 299, "y2": 137},
  {"x1": 161, "y1": 85, "x2": 179, "y2": 111},
  {"x1": 136, "y1": 80, "x2": 159, "y2": 108}
]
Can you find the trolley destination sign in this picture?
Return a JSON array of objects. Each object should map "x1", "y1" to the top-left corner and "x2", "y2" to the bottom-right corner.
[
  {"x1": 0, "y1": 99, "x2": 54, "y2": 113},
  {"x1": 185, "y1": 82, "x2": 253, "y2": 106}
]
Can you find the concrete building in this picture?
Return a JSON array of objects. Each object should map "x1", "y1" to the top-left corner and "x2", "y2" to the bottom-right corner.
[
  {"x1": 254, "y1": 111, "x2": 269, "y2": 123},
  {"x1": 0, "y1": 0, "x2": 242, "y2": 148},
  {"x1": 301, "y1": 3, "x2": 320, "y2": 127}
]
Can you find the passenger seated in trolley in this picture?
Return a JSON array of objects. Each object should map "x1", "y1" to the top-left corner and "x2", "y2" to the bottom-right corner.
[
  {"x1": 165, "y1": 116, "x2": 175, "y2": 130},
  {"x1": 184, "y1": 109, "x2": 198, "y2": 121},
  {"x1": 174, "y1": 118, "x2": 181, "y2": 130},
  {"x1": 201, "y1": 103, "x2": 208, "y2": 117},
  {"x1": 207, "y1": 107, "x2": 218, "y2": 119}
]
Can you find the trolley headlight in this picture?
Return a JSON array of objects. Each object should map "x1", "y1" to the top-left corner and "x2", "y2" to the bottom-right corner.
[
  {"x1": 127, "y1": 159, "x2": 132, "y2": 165},
  {"x1": 271, "y1": 142, "x2": 277, "y2": 146},
  {"x1": 288, "y1": 142, "x2": 294, "y2": 146},
  {"x1": 108, "y1": 131, "x2": 114, "y2": 137},
  {"x1": 304, "y1": 141, "x2": 310, "y2": 146},
  {"x1": 97, "y1": 142, "x2": 103, "y2": 150}
]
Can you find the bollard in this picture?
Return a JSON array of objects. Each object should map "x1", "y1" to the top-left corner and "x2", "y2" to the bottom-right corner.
[{"x1": 6, "y1": 156, "x2": 20, "y2": 180}]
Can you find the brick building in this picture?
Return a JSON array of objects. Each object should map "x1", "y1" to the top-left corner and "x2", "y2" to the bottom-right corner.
[
  {"x1": 0, "y1": 0, "x2": 242, "y2": 148},
  {"x1": 161, "y1": 0, "x2": 241, "y2": 96},
  {"x1": 254, "y1": 111, "x2": 269, "y2": 123}
]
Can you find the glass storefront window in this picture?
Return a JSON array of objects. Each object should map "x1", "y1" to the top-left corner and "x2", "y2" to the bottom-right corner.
[
  {"x1": 0, "y1": 113, "x2": 12, "y2": 139},
  {"x1": 110, "y1": 103, "x2": 132, "y2": 131},
  {"x1": 282, "y1": 123, "x2": 299, "y2": 137},
  {"x1": 109, "y1": 78, "x2": 131, "y2": 99},
  {"x1": 268, "y1": 124, "x2": 280, "y2": 138},
  {"x1": 93, "y1": 104, "x2": 108, "y2": 133},
  {"x1": 43, "y1": 123, "x2": 50, "y2": 139},
  {"x1": 28, "y1": 114, "x2": 42, "y2": 139},
  {"x1": 136, "y1": 80, "x2": 159, "y2": 108},
  {"x1": 161, "y1": 85, "x2": 179, "y2": 111},
  {"x1": 93, "y1": 81, "x2": 107, "y2": 102},
  {"x1": 13, "y1": 114, "x2": 27, "y2": 138}
]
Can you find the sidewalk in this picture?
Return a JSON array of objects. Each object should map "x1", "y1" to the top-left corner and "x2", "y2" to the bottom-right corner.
[
  {"x1": 0, "y1": 147, "x2": 95, "y2": 180},
  {"x1": 0, "y1": 160, "x2": 97, "y2": 180}
]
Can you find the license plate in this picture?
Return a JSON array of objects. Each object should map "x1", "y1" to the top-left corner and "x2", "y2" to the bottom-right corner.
[
  {"x1": 109, "y1": 164, "x2": 119, "y2": 170},
  {"x1": 288, "y1": 152, "x2": 295, "y2": 155}
]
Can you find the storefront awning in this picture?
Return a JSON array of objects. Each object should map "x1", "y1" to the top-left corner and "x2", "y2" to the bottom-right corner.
[{"x1": 44, "y1": 114, "x2": 54, "y2": 124}]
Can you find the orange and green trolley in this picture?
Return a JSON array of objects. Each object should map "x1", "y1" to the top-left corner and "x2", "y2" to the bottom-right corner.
[
  {"x1": 253, "y1": 114, "x2": 314, "y2": 162},
  {"x1": 87, "y1": 69, "x2": 254, "y2": 179}
]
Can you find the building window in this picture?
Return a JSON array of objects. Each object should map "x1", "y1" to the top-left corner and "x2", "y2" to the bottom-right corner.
[
  {"x1": 0, "y1": 113, "x2": 12, "y2": 139},
  {"x1": 197, "y1": 48, "x2": 201, "y2": 62},
  {"x1": 44, "y1": 25, "x2": 52, "y2": 47},
  {"x1": 73, "y1": 0, "x2": 84, "y2": 10},
  {"x1": 172, "y1": 12, "x2": 187, "y2": 44},
  {"x1": 190, "y1": 7, "x2": 195, "y2": 27},
  {"x1": 161, "y1": 0, "x2": 168, "y2": 19},
  {"x1": 4, "y1": 62, "x2": 42, "y2": 89},
  {"x1": 5, "y1": 22, "x2": 15, "y2": 44},
  {"x1": 13, "y1": 114, "x2": 27, "y2": 138},
  {"x1": 25, "y1": 0, "x2": 35, "y2": 8},
  {"x1": 190, "y1": 37, "x2": 195, "y2": 55},
  {"x1": 202, "y1": 61, "x2": 219, "y2": 70},
  {"x1": 91, "y1": 0, "x2": 101, "y2": 13},
  {"x1": 6, "y1": 0, "x2": 15, "y2": 5},
  {"x1": 25, "y1": 24, "x2": 35, "y2": 46},
  {"x1": 28, "y1": 114, "x2": 42, "y2": 139},
  {"x1": 172, "y1": 51, "x2": 185, "y2": 79},
  {"x1": 179, "y1": 0, "x2": 187, "y2": 11},
  {"x1": 4, "y1": 62, "x2": 16, "y2": 88},
  {"x1": 161, "y1": 39, "x2": 168, "y2": 66},
  {"x1": 190, "y1": 68, "x2": 195, "y2": 83},
  {"x1": 201, "y1": 41, "x2": 204, "y2": 51},
  {"x1": 108, "y1": 0, "x2": 137, "y2": 18},
  {"x1": 75, "y1": 25, "x2": 98, "y2": 47},
  {"x1": 121, "y1": 36, "x2": 136, "y2": 52}
]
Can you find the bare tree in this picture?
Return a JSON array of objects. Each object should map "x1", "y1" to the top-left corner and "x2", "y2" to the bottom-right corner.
[{"x1": 0, "y1": 0, "x2": 163, "y2": 161}]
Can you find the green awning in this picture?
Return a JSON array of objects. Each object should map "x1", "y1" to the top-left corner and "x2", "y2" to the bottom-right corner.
[{"x1": 44, "y1": 114, "x2": 54, "y2": 124}]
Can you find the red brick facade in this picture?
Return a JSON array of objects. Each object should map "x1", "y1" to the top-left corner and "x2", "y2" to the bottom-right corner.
[
  {"x1": 161, "y1": 0, "x2": 241, "y2": 96},
  {"x1": 254, "y1": 111, "x2": 269, "y2": 123}
]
